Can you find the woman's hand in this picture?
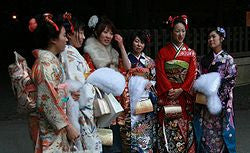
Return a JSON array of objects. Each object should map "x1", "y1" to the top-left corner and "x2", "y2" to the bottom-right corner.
[
  {"x1": 167, "y1": 88, "x2": 175, "y2": 99},
  {"x1": 66, "y1": 124, "x2": 80, "y2": 142},
  {"x1": 145, "y1": 82, "x2": 153, "y2": 90},
  {"x1": 168, "y1": 88, "x2": 183, "y2": 100},
  {"x1": 114, "y1": 34, "x2": 124, "y2": 49},
  {"x1": 71, "y1": 91, "x2": 80, "y2": 101}
]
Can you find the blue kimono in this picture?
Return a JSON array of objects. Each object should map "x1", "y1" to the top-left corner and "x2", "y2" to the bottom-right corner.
[{"x1": 194, "y1": 50, "x2": 237, "y2": 153}]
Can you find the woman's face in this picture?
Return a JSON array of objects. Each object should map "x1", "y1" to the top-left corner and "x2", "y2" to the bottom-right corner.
[
  {"x1": 172, "y1": 23, "x2": 186, "y2": 45},
  {"x1": 69, "y1": 29, "x2": 85, "y2": 48},
  {"x1": 54, "y1": 27, "x2": 68, "y2": 53},
  {"x1": 132, "y1": 36, "x2": 145, "y2": 55},
  {"x1": 98, "y1": 26, "x2": 113, "y2": 46},
  {"x1": 208, "y1": 31, "x2": 223, "y2": 51}
]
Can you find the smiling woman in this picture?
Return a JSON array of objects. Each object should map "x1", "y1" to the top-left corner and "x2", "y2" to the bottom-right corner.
[
  {"x1": 155, "y1": 15, "x2": 197, "y2": 153},
  {"x1": 83, "y1": 15, "x2": 131, "y2": 153}
]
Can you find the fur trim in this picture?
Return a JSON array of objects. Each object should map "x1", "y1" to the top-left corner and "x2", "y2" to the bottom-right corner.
[
  {"x1": 193, "y1": 72, "x2": 222, "y2": 114},
  {"x1": 84, "y1": 37, "x2": 119, "y2": 70},
  {"x1": 86, "y1": 67, "x2": 125, "y2": 96}
]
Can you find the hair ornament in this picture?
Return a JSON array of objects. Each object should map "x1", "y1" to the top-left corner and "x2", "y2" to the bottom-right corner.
[
  {"x1": 166, "y1": 15, "x2": 188, "y2": 30},
  {"x1": 217, "y1": 27, "x2": 226, "y2": 38},
  {"x1": 88, "y1": 15, "x2": 98, "y2": 29},
  {"x1": 43, "y1": 13, "x2": 59, "y2": 31},
  {"x1": 63, "y1": 12, "x2": 74, "y2": 33}
]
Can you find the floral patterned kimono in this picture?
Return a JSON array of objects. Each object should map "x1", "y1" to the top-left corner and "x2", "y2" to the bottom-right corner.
[
  {"x1": 60, "y1": 45, "x2": 102, "y2": 152},
  {"x1": 84, "y1": 37, "x2": 130, "y2": 153},
  {"x1": 31, "y1": 49, "x2": 71, "y2": 153},
  {"x1": 128, "y1": 52, "x2": 157, "y2": 153},
  {"x1": 194, "y1": 50, "x2": 237, "y2": 153},
  {"x1": 155, "y1": 42, "x2": 197, "y2": 153}
]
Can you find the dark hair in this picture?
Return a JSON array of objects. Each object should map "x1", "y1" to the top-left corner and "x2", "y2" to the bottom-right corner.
[
  {"x1": 94, "y1": 16, "x2": 117, "y2": 38},
  {"x1": 63, "y1": 15, "x2": 85, "y2": 35},
  {"x1": 34, "y1": 13, "x2": 64, "y2": 49},
  {"x1": 207, "y1": 27, "x2": 227, "y2": 50},
  {"x1": 129, "y1": 30, "x2": 150, "y2": 52},
  {"x1": 208, "y1": 27, "x2": 226, "y2": 38},
  {"x1": 170, "y1": 17, "x2": 187, "y2": 32}
]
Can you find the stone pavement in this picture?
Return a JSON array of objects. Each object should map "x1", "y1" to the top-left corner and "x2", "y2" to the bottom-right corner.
[{"x1": 0, "y1": 110, "x2": 249, "y2": 153}]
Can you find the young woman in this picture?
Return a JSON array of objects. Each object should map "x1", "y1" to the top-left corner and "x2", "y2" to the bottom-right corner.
[
  {"x1": 60, "y1": 12, "x2": 102, "y2": 152},
  {"x1": 194, "y1": 27, "x2": 237, "y2": 153},
  {"x1": 155, "y1": 15, "x2": 197, "y2": 153},
  {"x1": 31, "y1": 13, "x2": 79, "y2": 153},
  {"x1": 127, "y1": 30, "x2": 157, "y2": 153},
  {"x1": 84, "y1": 15, "x2": 131, "y2": 153}
]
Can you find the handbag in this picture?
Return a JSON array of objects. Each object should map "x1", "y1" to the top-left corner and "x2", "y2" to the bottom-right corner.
[
  {"x1": 195, "y1": 92, "x2": 207, "y2": 105},
  {"x1": 97, "y1": 128, "x2": 113, "y2": 146},
  {"x1": 8, "y1": 51, "x2": 36, "y2": 114},
  {"x1": 135, "y1": 98, "x2": 153, "y2": 115},
  {"x1": 163, "y1": 105, "x2": 182, "y2": 118},
  {"x1": 96, "y1": 93, "x2": 124, "y2": 127},
  {"x1": 93, "y1": 87, "x2": 111, "y2": 117}
]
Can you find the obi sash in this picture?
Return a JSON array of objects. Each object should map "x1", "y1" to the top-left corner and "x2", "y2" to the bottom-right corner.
[{"x1": 164, "y1": 59, "x2": 189, "y2": 83}]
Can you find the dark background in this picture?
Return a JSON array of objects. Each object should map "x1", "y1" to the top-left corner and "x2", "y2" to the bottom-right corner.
[{"x1": 0, "y1": 0, "x2": 250, "y2": 72}]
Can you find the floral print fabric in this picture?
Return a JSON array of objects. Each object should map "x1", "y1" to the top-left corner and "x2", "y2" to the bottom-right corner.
[{"x1": 31, "y1": 50, "x2": 71, "y2": 153}]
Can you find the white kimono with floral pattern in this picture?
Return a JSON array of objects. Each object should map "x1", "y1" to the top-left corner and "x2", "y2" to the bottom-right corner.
[{"x1": 60, "y1": 45, "x2": 102, "y2": 153}]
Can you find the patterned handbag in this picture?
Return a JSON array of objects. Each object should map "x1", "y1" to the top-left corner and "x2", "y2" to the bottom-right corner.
[
  {"x1": 93, "y1": 87, "x2": 111, "y2": 117},
  {"x1": 97, "y1": 128, "x2": 113, "y2": 146},
  {"x1": 8, "y1": 51, "x2": 37, "y2": 114},
  {"x1": 135, "y1": 98, "x2": 153, "y2": 115}
]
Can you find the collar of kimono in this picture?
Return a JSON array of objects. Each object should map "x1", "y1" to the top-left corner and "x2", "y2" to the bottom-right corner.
[
  {"x1": 213, "y1": 50, "x2": 224, "y2": 58},
  {"x1": 171, "y1": 42, "x2": 184, "y2": 58}
]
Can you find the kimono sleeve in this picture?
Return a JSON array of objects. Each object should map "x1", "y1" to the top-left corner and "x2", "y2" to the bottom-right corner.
[
  {"x1": 181, "y1": 50, "x2": 197, "y2": 93},
  {"x1": 155, "y1": 49, "x2": 173, "y2": 96},
  {"x1": 220, "y1": 56, "x2": 237, "y2": 91},
  {"x1": 36, "y1": 62, "x2": 69, "y2": 131},
  {"x1": 65, "y1": 51, "x2": 86, "y2": 83}
]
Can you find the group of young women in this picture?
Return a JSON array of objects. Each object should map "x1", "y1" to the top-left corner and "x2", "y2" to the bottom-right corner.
[{"x1": 25, "y1": 12, "x2": 237, "y2": 153}]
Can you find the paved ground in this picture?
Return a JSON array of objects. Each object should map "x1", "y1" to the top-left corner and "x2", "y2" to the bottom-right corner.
[{"x1": 0, "y1": 110, "x2": 249, "y2": 153}]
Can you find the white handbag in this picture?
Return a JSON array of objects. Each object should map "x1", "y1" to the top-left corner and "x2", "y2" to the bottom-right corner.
[
  {"x1": 96, "y1": 93, "x2": 124, "y2": 127},
  {"x1": 93, "y1": 87, "x2": 111, "y2": 117}
]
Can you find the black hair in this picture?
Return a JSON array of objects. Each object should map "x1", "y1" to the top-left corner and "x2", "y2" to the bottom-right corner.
[
  {"x1": 128, "y1": 30, "x2": 150, "y2": 53},
  {"x1": 63, "y1": 15, "x2": 85, "y2": 35},
  {"x1": 208, "y1": 27, "x2": 226, "y2": 38},
  {"x1": 170, "y1": 17, "x2": 187, "y2": 32},
  {"x1": 89, "y1": 16, "x2": 117, "y2": 38},
  {"x1": 207, "y1": 27, "x2": 227, "y2": 50},
  {"x1": 33, "y1": 13, "x2": 64, "y2": 49}
]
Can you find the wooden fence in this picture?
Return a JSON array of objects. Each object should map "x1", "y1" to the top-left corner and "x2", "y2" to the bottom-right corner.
[{"x1": 120, "y1": 27, "x2": 250, "y2": 58}]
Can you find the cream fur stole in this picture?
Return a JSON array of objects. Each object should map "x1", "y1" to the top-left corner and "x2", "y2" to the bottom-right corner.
[{"x1": 84, "y1": 37, "x2": 119, "y2": 69}]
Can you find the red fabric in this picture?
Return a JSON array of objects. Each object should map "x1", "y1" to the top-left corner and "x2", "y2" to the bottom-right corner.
[
  {"x1": 156, "y1": 42, "x2": 197, "y2": 96},
  {"x1": 156, "y1": 42, "x2": 197, "y2": 121},
  {"x1": 83, "y1": 53, "x2": 96, "y2": 73}
]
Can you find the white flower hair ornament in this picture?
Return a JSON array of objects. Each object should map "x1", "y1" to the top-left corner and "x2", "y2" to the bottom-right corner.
[
  {"x1": 88, "y1": 15, "x2": 99, "y2": 29},
  {"x1": 217, "y1": 27, "x2": 226, "y2": 38}
]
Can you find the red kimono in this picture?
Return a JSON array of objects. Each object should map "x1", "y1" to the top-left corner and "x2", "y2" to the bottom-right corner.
[{"x1": 155, "y1": 42, "x2": 197, "y2": 153}]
